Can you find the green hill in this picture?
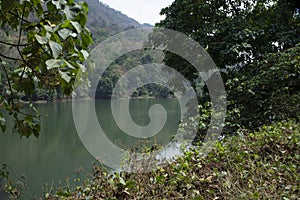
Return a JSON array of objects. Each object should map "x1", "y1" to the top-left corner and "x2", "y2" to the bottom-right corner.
[{"x1": 84, "y1": 0, "x2": 142, "y2": 45}]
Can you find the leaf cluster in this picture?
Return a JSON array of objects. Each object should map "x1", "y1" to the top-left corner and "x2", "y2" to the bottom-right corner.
[{"x1": 0, "y1": 0, "x2": 92, "y2": 137}]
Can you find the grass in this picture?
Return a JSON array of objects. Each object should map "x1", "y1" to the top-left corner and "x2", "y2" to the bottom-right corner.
[{"x1": 45, "y1": 119, "x2": 299, "y2": 199}]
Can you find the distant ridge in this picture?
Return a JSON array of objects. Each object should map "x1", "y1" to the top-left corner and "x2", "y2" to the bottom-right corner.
[{"x1": 142, "y1": 23, "x2": 154, "y2": 28}]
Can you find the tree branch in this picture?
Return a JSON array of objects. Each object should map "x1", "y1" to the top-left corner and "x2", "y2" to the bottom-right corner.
[
  {"x1": 8, "y1": 11, "x2": 31, "y2": 24},
  {"x1": 0, "y1": 61, "x2": 13, "y2": 100},
  {"x1": 18, "y1": 3, "x2": 28, "y2": 81},
  {"x1": 1, "y1": 59, "x2": 37, "y2": 119},
  {"x1": 0, "y1": 52, "x2": 20, "y2": 61},
  {"x1": 16, "y1": 3, "x2": 56, "y2": 80},
  {"x1": 0, "y1": 40, "x2": 29, "y2": 47}
]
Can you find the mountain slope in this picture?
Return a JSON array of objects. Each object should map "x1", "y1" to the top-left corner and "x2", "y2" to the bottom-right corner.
[{"x1": 84, "y1": 0, "x2": 142, "y2": 44}]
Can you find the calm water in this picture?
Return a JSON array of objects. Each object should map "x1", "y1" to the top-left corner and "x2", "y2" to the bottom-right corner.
[{"x1": 0, "y1": 99, "x2": 180, "y2": 199}]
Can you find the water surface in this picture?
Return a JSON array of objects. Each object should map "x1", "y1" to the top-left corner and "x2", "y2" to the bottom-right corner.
[{"x1": 0, "y1": 98, "x2": 180, "y2": 199}]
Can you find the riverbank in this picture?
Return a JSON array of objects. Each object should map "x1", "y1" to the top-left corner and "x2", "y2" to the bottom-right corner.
[{"x1": 45, "y1": 119, "x2": 299, "y2": 199}]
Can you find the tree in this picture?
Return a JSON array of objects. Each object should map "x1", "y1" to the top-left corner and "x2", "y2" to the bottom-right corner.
[
  {"x1": 226, "y1": 43, "x2": 300, "y2": 129},
  {"x1": 0, "y1": 0, "x2": 92, "y2": 137},
  {"x1": 157, "y1": 0, "x2": 300, "y2": 133},
  {"x1": 157, "y1": 0, "x2": 300, "y2": 81}
]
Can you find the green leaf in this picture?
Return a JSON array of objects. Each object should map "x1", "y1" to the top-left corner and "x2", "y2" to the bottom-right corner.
[
  {"x1": 1, "y1": 0, "x2": 17, "y2": 13},
  {"x1": 44, "y1": 25, "x2": 53, "y2": 32},
  {"x1": 70, "y1": 21, "x2": 82, "y2": 33},
  {"x1": 46, "y1": 59, "x2": 63, "y2": 70},
  {"x1": 49, "y1": 41, "x2": 62, "y2": 59},
  {"x1": 80, "y1": 50, "x2": 89, "y2": 59},
  {"x1": 59, "y1": 70, "x2": 71, "y2": 83},
  {"x1": 60, "y1": 20, "x2": 72, "y2": 28},
  {"x1": 34, "y1": 1, "x2": 43, "y2": 16},
  {"x1": 47, "y1": 1, "x2": 56, "y2": 11},
  {"x1": 125, "y1": 180, "x2": 136, "y2": 189},
  {"x1": 51, "y1": 0, "x2": 66, "y2": 9},
  {"x1": 64, "y1": 5, "x2": 75, "y2": 20},
  {"x1": 58, "y1": 28, "x2": 72, "y2": 40},
  {"x1": 81, "y1": 2, "x2": 88, "y2": 13},
  {"x1": 65, "y1": 61, "x2": 76, "y2": 69},
  {"x1": 80, "y1": 31, "x2": 92, "y2": 49},
  {"x1": 35, "y1": 34, "x2": 48, "y2": 45},
  {"x1": 76, "y1": 13, "x2": 87, "y2": 26},
  {"x1": 33, "y1": 0, "x2": 40, "y2": 7},
  {"x1": 119, "y1": 177, "x2": 126, "y2": 186}
]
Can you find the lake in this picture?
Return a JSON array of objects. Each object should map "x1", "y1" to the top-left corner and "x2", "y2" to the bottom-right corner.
[{"x1": 0, "y1": 98, "x2": 181, "y2": 199}]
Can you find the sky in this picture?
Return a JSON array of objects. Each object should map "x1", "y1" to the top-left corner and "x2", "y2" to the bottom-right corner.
[{"x1": 99, "y1": 0, "x2": 174, "y2": 25}]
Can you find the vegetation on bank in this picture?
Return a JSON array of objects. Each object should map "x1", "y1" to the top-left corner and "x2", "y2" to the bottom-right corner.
[{"x1": 36, "y1": 119, "x2": 298, "y2": 199}]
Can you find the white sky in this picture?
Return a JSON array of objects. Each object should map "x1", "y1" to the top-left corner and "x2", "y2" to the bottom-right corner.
[{"x1": 99, "y1": 0, "x2": 174, "y2": 25}]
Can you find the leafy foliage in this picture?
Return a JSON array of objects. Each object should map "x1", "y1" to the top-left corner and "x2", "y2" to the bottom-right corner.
[
  {"x1": 157, "y1": 0, "x2": 300, "y2": 81},
  {"x1": 226, "y1": 43, "x2": 300, "y2": 130},
  {"x1": 46, "y1": 119, "x2": 300, "y2": 199},
  {"x1": 0, "y1": 164, "x2": 26, "y2": 200},
  {"x1": 0, "y1": 0, "x2": 92, "y2": 137},
  {"x1": 156, "y1": 0, "x2": 300, "y2": 134}
]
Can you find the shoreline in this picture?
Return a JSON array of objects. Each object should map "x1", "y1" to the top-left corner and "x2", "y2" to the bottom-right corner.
[{"x1": 20, "y1": 96, "x2": 176, "y2": 104}]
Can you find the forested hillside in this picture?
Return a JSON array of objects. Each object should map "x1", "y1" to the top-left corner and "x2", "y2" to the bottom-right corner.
[
  {"x1": 77, "y1": 0, "x2": 166, "y2": 99},
  {"x1": 83, "y1": 0, "x2": 142, "y2": 45}
]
